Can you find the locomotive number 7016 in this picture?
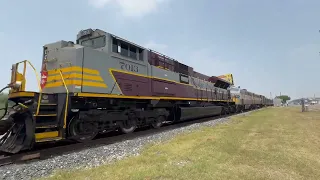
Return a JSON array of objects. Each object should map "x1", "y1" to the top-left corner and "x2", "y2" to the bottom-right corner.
[{"x1": 120, "y1": 62, "x2": 139, "y2": 72}]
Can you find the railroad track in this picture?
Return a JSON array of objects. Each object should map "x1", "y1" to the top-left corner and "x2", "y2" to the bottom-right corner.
[{"x1": 0, "y1": 109, "x2": 258, "y2": 167}]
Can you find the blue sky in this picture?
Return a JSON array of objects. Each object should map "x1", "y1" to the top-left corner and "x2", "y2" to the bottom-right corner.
[{"x1": 0, "y1": 0, "x2": 319, "y2": 100}]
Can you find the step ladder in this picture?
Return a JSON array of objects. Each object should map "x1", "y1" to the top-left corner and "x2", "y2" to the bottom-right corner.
[
  {"x1": 33, "y1": 68, "x2": 69, "y2": 143},
  {"x1": 9, "y1": 60, "x2": 69, "y2": 143},
  {"x1": 33, "y1": 95, "x2": 63, "y2": 142}
]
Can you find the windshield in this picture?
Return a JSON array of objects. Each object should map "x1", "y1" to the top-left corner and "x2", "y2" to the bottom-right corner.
[{"x1": 80, "y1": 36, "x2": 106, "y2": 49}]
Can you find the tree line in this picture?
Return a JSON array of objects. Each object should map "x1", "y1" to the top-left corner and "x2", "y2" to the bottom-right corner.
[{"x1": 275, "y1": 95, "x2": 291, "y2": 103}]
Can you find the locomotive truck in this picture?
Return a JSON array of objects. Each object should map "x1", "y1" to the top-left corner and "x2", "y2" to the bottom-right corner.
[{"x1": 0, "y1": 28, "x2": 272, "y2": 154}]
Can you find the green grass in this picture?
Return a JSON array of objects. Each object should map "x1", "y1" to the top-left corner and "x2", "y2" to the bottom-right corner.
[{"x1": 44, "y1": 107, "x2": 320, "y2": 180}]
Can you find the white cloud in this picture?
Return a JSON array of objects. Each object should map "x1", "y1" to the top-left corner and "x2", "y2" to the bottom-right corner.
[{"x1": 88, "y1": 0, "x2": 169, "y2": 18}]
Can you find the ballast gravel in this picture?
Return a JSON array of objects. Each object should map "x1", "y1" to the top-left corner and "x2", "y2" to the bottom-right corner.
[{"x1": 0, "y1": 111, "x2": 253, "y2": 180}]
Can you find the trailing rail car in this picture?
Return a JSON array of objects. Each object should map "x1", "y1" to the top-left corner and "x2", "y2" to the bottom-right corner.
[
  {"x1": 0, "y1": 28, "x2": 273, "y2": 154},
  {"x1": 228, "y1": 86, "x2": 273, "y2": 112}
]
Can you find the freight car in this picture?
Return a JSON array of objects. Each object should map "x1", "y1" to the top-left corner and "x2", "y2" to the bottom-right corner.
[
  {"x1": 0, "y1": 28, "x2": 272, "y2": 154},
  {"x1": 228, "y1": 86, "x2": 273, "y2": 113}
]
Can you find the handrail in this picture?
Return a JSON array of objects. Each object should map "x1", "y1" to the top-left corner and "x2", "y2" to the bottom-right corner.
[
  {"x1": 58, "y1": 69, "x2": 69, "y2": 129},
  {"x1": 12, "y1": 60, "x2": 69, "y2": 129},
  {"x1": 14, "y1": 60, "x2": 42, "y2": 115}
]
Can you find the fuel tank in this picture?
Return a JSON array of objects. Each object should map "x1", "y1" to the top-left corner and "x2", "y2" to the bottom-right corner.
[{"x1": 179, "y1": 106, "x2": 223, "y2": 121}]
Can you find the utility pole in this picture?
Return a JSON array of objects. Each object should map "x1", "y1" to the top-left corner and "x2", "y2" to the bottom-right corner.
[{"x1": 301, "y1": 98, "x2": 305, "y2": 112}]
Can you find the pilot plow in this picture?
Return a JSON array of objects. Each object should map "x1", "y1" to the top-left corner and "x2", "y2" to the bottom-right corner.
[
  {"x1": 0, "y1": 75, "x2": 36, "y2": 154},
  {"x1": 0, "y1": 109, "x2": 35, "y2": 154}
]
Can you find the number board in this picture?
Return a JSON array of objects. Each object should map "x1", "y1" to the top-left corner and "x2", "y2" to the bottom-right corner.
[
  {"x1": 119, "y1": 62, "x2": 139, "y2": 72},
  {"x1": 179, "y1": 74, "x2": 189, "y2": 84}
]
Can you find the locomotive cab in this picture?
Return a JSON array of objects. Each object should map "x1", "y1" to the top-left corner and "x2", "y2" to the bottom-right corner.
[{"x1": 76, "y1": 28, "x2": 107, "y2": 50}]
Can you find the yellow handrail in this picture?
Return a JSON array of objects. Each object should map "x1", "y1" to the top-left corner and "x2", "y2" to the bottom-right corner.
[
  {"x1": 58, "y1": 69, "x2": 69, "y2": 129},
  {"x1": 13, "y1": 60, "x2": 42, "y2": 115},
  {"x1": 12, "y1": 60, "x2": 69, "y2": 130}
]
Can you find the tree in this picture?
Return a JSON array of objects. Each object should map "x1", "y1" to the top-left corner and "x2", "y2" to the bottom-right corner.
[{"x1": 275, "y1": 95, "x2": 291, "y2": 104}]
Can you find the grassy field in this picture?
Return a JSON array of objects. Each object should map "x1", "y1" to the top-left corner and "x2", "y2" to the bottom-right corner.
[{"x1": 45, "y1": 106, "x2": 320, "y2": 180}]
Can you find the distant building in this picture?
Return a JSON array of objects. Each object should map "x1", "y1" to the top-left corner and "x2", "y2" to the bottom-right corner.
[
  {"x1": 273, "y1": 98, "x2": 282, "y2": 107},
  {"x1": 310, "y1": 99, "x2": 319, "y2": 105}
]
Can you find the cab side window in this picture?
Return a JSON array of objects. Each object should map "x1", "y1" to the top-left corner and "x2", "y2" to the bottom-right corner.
[{"x1": 112, "y1": 37, "x2": 144, "y2": 61}]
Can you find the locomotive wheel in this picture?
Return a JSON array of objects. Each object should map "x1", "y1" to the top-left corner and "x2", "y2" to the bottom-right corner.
[
  {"x1": 151, "y1": 116, "x2": 165, "y2": 129},
  {"x1": 232, "y1": 106, "x2": 237, "y2": 114},
  {"x1": 68, "y1": 117, "x2": 99, "y2": 143},
  {"x1": 119, "y1": 118, "x2": 137, "y2": 134},
  {"x1": 226, "y1": 106, "x2": 231, "y2": 114},
  {"x1": 221, "y1": 107, "x2": 226, "y2": 116}
]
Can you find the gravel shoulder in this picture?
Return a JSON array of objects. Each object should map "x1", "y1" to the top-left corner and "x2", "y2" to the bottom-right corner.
[{"x1": 0, "y1": 111, "x2": 254, "y2": 180}]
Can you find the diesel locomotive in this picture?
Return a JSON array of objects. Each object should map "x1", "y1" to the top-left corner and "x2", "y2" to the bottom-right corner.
[{"x1": 0, "y1": 28, "x2": 273, "y2": 154}]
